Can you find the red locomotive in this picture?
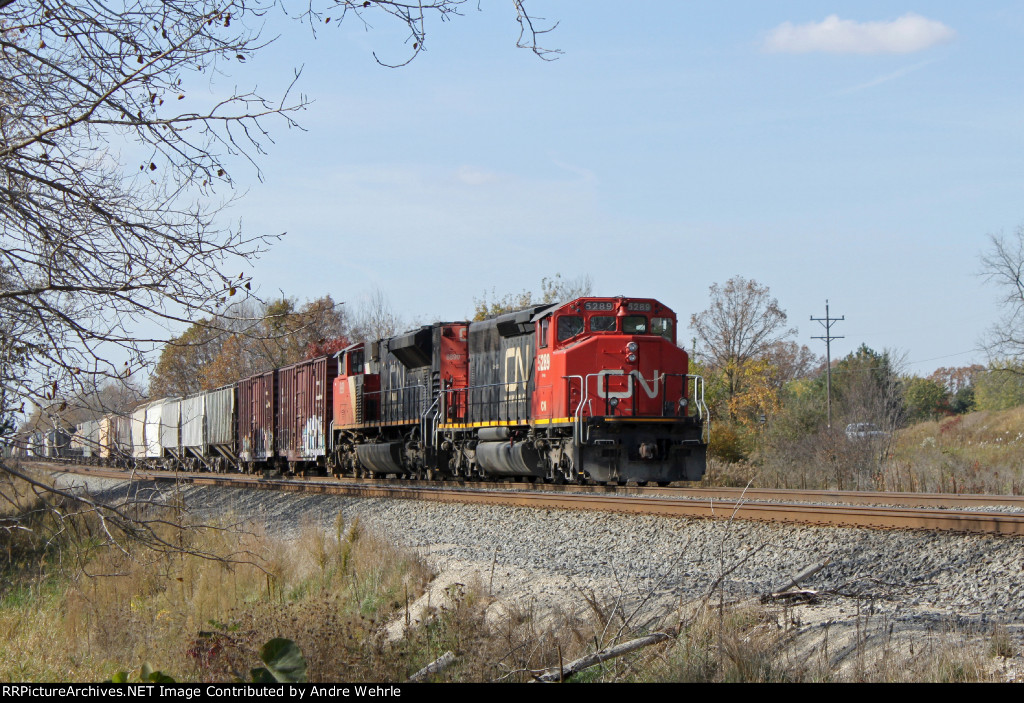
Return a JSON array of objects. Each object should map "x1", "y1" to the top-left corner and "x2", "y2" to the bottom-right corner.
[{"x1": 331, "y1": 296, "x2": 707, "y2": 484}]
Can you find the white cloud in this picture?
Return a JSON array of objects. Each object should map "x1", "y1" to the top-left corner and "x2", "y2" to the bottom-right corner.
[{"x1": 764, "y1": 13, "x2": 955, "y2": 54}]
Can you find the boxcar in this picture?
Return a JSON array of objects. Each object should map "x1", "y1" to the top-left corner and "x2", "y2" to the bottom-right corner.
[
  {"x1": 238, "y1": 371, "x2": 276, "y2": 470},
  {"x1": 277, "y1": 355, "x2": 337, "y2": 471}
]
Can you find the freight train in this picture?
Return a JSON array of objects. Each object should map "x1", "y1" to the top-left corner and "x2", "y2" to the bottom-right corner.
[{"x1": 12, "y1": 296, "x2": 709, "y2": 485}]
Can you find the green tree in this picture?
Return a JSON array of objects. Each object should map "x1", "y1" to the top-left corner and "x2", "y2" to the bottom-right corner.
[
  {"x1": 830, "y1": 345, "x2": 904, "y2": 422},
  {"x1": 975, "y1": 362, "x2": 1024, "y2": 411},
  {"x1": 902, "y1": 376, "x2": 948, "y2": 423}
]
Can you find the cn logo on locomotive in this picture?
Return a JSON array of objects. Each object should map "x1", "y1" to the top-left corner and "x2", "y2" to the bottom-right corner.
[
  {"x1": 504, "y1": 347, "x2": 529, "y2": 393},
  {"x1": 596, "y1": 369, "x2": 661, "y2": 400}
]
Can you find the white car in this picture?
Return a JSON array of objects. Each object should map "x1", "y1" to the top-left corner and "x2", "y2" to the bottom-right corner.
[{"x1": 845, "y1": 423, "x2": 888, "y2": 440}]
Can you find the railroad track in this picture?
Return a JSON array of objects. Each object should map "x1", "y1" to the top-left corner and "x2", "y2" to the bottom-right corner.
[{"x1": 36, "y1": 462, "x2": 1024, "y2": 536}]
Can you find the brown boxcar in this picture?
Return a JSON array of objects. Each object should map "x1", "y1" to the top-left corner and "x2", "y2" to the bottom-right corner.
[
  {"x1": 276, "y1": 355, "x2": 337, "y2": 468},
  {"x1": 238, "y1": 370, "x2": 276, "y2": 468}
]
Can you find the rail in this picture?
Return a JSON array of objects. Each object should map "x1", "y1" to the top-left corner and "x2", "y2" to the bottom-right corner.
[{"x1": 32, "y1": 462, "x2": 1024, "y2": 537}]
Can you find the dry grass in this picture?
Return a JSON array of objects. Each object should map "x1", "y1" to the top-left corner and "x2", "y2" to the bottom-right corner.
[
  {"x1": 704, "y1": 407, "x2": 1024, "y2": 495},
  {"x1": 643, "y1": 600, "x2": 1015, "y2": 683},
  {"x1": 0, "y1": 482, "x2": 435, "y2": 681},
  {"x1": 0, "y1": 475, "x2": 615, "y2": 683},
  {"x1": 883, "y1": 410, "x2": 1024, "y2": 494},
  {"x1": 1, "y1": 473, "x2": 1020, "y2": 682}
]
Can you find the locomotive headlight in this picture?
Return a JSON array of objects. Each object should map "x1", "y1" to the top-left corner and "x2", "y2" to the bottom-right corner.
[
  {"x1": 627, "y1": 353, "x2": 637, "y2": 363},
  {"x1": 610, "y1": 397, "x2": 619, "y2": 407},
  {"x1": 627, "y1": 342, "x2": 638, "y2": 353},
  {"x1": 679, "y1": 398, "x2": 688, "y2": 407}
]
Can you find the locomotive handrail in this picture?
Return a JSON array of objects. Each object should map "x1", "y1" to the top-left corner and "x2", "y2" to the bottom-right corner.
[
  {"x1": 564, "y1": 375, "x2": 586, "y2": 444},
  {"x1": 360, "y1": 383, "x2": 428, "y2": 425},
  {"x1": 686, "y1": 374, "x2": 710, "y2": 443},
  {"x1": 441, "y1": 381, "x2": 531, "y2": 426},
  {"x1": 566, "y1": 371, "x2": 707, "y2": 445},
  {"x1": 421, "y1": 394, "x2": 440, "y2": 450},
  {"x1": 578, "y1": 372, "x2": 691, "y2": 418}
]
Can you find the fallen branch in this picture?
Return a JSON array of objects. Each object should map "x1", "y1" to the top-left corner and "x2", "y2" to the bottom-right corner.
[
  {"x1": 409, "y1": 651, "x2": 456, "y2": 682},
  {"x1": 762, "y1": 558, "x2": 832, "y2": 603},
  {"x1": 532, "y1": 632, "x2": 672, "y2": 683},
  {"x1": 762, "y1": 589, "x2": 820, "y2": 604}
]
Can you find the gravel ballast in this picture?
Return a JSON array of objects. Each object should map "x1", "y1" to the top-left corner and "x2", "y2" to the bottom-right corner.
[{"x1": 58, "y1": 473, "x2": 1024, "y2": 677}]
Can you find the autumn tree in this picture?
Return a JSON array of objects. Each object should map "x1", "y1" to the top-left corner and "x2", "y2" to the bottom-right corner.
[
  {"x1": 689, "y1": 276, "x2": 797, "y2": 408},
  {"x1": 763, "y1": 340, "x2": 822, "y2": 388},
  {"x1": 755, "y1": 345, "x2": 904, "y2": 490},
  {"x1": 147, "y1": 319, "x2": 226, "y2": 398},
  {"x1": 929, "y1": 364, "x2": 984, "y2": 414},
  {"x1": 975, "y1": 361, "x2": 1024, "y2": 411},
  {"x1": 148, "y1": 295, "x2": 348, "y2": 396}
]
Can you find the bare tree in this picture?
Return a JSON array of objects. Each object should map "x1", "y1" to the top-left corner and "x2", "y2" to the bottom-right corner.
[
  {"x1": 0, "y1": 0, "x2": 311, "y2": 431},
  {"x1": 473, "y1": 273, "x2": 593, "y2": 320},
  {"x1": 1, "y1": 0, "x2": 559, "y2": 544},
  {"x1": 348, "y1": 286, "x2": 405, "y2": 342},
  {"x1": 980, "y1": 225, "x2": 1024, "y2": 364},
  {"x1": 0, "y1": 0, "x2": 558, "y2": 427},
  {"x1": 690, "y1": 276, "x2": 797, "y2": 401}
]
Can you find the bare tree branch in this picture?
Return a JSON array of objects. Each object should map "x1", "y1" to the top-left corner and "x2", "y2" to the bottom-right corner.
[
  {"x1": 1, "y1": 0, "x2": 560, "y2": 556},
  {"x1": 980, "y1": 225, "x2": 1024, "y2": 363}
]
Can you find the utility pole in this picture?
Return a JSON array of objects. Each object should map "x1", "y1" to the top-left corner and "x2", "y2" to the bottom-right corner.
[{"x1": 811, "y1": 300, "x2": 844, "y2": 429}]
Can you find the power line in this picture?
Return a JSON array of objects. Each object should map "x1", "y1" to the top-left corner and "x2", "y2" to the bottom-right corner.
[{"x1": 811, "y1": 300, "x2": 844, "y2": 428}]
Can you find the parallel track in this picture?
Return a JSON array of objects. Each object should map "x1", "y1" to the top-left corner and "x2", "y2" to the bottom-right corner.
[{"x1": 38, "y1": 462, "x2": 1024, "y2": 536}]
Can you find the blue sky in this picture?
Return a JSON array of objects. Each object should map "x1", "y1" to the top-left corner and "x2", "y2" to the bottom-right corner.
[{"x1": 201, "y1": 2, "x2": 1024, "y2": 377}]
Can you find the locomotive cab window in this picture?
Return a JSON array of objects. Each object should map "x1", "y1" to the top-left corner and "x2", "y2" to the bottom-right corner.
[
  {"x1": 539, "y1": 318, "x2": 550, "y2": 349},
  {"x1": 557, "y1": 315, "x2": 584, "y2": 342},
  {"x1": 590, "y1": 316, "x2": 617, "y2": 332},
  {"x1": 651, "y1": 317, "x2": 674, "y2": 342},
  {"x1": 348, "y1": 350, "x2": 364, "y2": 375},
  {"x1": 623, "y1": 315, "x2": 648, "y2": 335}
]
